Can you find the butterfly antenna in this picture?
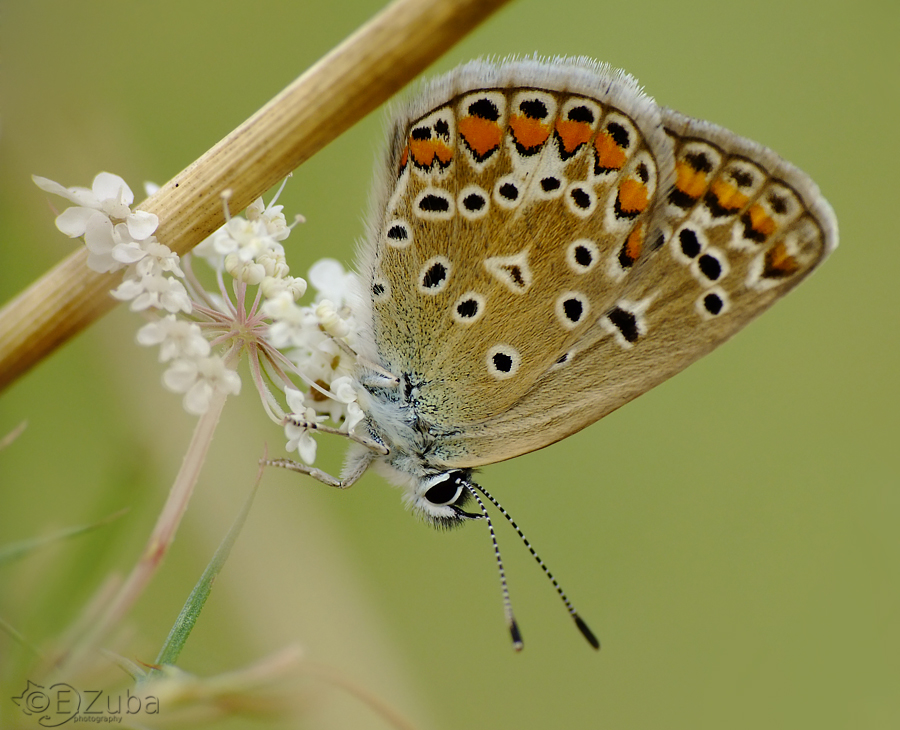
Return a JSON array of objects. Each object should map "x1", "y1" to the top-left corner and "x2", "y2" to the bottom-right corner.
[
  {"x1": 464, "y1": 485, "x2": 523, "y2": 651},
  {"x1": 471, "y1": 483, "x2": 600, "y2": 650}
]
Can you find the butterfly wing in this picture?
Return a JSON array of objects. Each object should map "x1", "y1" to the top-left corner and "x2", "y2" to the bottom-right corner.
[{"x1": 354, "y1": 58, "x2": 836, "y2": 469}]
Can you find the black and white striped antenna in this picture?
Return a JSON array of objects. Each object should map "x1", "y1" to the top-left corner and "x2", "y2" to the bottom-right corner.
[{"x1": 464, "y1": 479, "x2": 600, "y2": 651}]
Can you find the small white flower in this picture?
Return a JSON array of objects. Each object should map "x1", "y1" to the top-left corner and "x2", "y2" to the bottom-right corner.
[
  {"x1": 260, "y1": 274, "x2": 307, "y2": 301},
  {"x1": 82, "y1": 212, "x2": 120, "y2": 273},
  {"x1": 125, "y1": 210, "x2": 159, "y2": 241},
  {"x1": 244, "y1": 197, "x2": 266, "y2": 220},
  {"x1": 106, "y1": 224, "x2": 183, "y2": 280},
  {"x1": 324, "y1": 376, "x2": 362, "y2": 432},
  {"x1": 55, "y1": 206, "x2": 107, "y2": 239},
  {"x1": 88, "y1": 172, "x2": 136, "y2": 219},
  {"x1": 137, "y1": 316, "x2": 211, "y2": 362},
  {"x1": 308, "y1": 259, "x2": 357, "y2": 309},
  {"x1": 163, "y1": 355, "x2": 241, "y2": 415},
  {"x1": 315, "y1": 300, "x2": 350, "y2": 339},
  {"x1": 246, "y1": 196, "x2": 291, "y2": 241},
  {"x1": 112, "y1": 272, "x2": 191, "y2": 313},
  {"x1": 133, "y1": 239, "x2": 184, "y2": 278},
  {"x1": 330, "y1": 376, "x2": 358, "y2": 404},
  {"x1": 213, "y1": 217, "x2": 283, "y2": 261},
  {"x1": 34, "y1": 172, "x2": 132, "y2": 215},
  {"x1": 263, "y1": 293, "x2": 317, "y2": 349},
  {"x1": 225, "y1": 254, "x2": 266, "y2": 285},
  {"x1": 162, "y1": 358, "x2": 199, "y2": 394},
  {"x1": 33, "y1": 173, "x2": 158, "y2": 251},
  {"x1": 257, "y1": 250, "x2": 289, "y2": 279},
  {"x1": 211, "y1": 219, "x2": 249, "y2": 257},
  {"x1": 285, "y1": 387, "x2": 307, "y2": 415},
  {"x1": 284, "y1": 404, "x2": 326, "y2": 465},
  {"x1": 343, "y1": 401, "x2": 365, "y2": 434}
]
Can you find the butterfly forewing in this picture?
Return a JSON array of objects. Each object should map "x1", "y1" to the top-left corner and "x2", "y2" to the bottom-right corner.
[{"x1": 361, "y1": 60, "x2": 676, "y2": 432}]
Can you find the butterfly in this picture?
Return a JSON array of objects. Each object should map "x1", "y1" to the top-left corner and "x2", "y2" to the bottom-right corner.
[{"x1": 273, "y1": 56, "x2": 837, "y2": 650}]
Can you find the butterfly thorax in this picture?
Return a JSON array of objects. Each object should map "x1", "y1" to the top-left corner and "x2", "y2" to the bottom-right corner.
[{"x1": 356, "y1": 366, "x2": 466, "y2": 476}]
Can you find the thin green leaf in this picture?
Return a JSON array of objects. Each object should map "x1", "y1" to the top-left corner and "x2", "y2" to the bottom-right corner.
[
  {"x1": 150, "y1": 461, "x2": 264, "y2": 673},
  {"x1": 0, "y1": 614, "x2": 43, "y2": 658},
  {"x1": 0, "y1": 508, "x2": 129, "y2": 566}
]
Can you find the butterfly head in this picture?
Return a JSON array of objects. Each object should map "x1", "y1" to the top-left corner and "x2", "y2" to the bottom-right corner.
[{"x1": 406, "y1": 470, "x2": 481, "y2": 529}]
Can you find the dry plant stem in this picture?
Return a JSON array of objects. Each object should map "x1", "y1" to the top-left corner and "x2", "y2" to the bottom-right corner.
[
  {"x1": 301, "y1": 662, "x2": 418, "y2": 730},
  {"x1": 0, "y1": 0, "x2": 511, "y2": 392},
  {"x1": 54, "y1": 384, "x2": 229, "y2": 678}
]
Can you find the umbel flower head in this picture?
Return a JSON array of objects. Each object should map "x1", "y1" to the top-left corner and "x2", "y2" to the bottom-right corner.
[{"x1": 34, "y1": 172, "x2": 362, "y2": 464}]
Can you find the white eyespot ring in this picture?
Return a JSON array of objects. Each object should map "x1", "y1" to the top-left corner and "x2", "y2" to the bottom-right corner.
[
  {"x1": 418, "y1": 256, "x2": 452, "y2": 295},
  {"x1": 696, "y1": 287, "x2": 730, "y2": 319},
  {"x1": 555, "y1": 291, "x2": 590, "y2": 330},
  {"x1": 564, "y1": 183, "x2": 596, "y2": 218},
  {"x1": 486, "y1": 344, "x2": 521, "y2": 380},
  {"x1": 601, "y1": 112, "x2": 638, "y2": 155},
  {"x1": 600, "y1": 295, "x2": 653, "y2": 350},
  {"x1": 414, "y1": 188, "x2": 455, "y2": 221},
  {"x1": 566, "y1": 238, "x2": 599, "y2": 274},
  {"x1": 484, "y1": 249, "x2": 532, "y2": 294},
  {"x1": 384, "y1": 219, "x2": 412, "y2": 248},
  {"x1": 458, "y1": 185, "x2": 490, "y2": 221},
  {"x1": 535, "y1": 173, "x2": 566, "y2": 199},
  {"x1": 672, "y1": 224, "x2": 708, "y2": 264},
  {"x1": 452, "y1": 291, "x2": 486, "y2": 324},
  {"x1": 493, "y1": 175, "x2": 523, "y2": 210},
  {"x1": 691, "y1": 246, "x2": 729, "y2": 285}
]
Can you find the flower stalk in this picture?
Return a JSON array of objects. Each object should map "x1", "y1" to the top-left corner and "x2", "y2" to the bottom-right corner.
[{"x1": 53, "y1": 382, "x2": 229, "y2": 678}]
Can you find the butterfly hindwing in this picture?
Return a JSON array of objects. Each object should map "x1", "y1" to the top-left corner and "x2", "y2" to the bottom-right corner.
[{"x1": 437, "y1": 108, "x2": 837, "y2": 468}]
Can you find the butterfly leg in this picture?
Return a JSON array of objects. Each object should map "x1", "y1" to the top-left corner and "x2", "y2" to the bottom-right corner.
[
  {"x1": 326, "y1": 337, "x2": 400, "y2": 388},
  {"x1": 264, "y1": 439, "x2": 381, "y2": 489},
  {"x1": 283, "y1": 413, "x2": 389, "y2": 455}
]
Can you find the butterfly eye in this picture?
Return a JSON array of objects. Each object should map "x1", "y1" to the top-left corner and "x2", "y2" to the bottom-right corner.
[{"x1": 423, "y1": 476, "x2": 464, "y2": 506}]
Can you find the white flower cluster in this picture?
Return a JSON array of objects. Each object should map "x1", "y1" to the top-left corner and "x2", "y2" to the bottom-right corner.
[
  {"x1": 33, "y1": 173, "x2": 191, "y2": 313},
  {"x1": 258, "y1": 258, "x2": 365, "y2": 464},
  {"x1": 35, "y1": 172, "x2": 363, "y2": 463}
]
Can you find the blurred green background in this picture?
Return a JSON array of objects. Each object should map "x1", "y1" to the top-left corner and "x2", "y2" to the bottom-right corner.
[{"x1": 1, "y1": 0, "x2": 897, "y2": 728}]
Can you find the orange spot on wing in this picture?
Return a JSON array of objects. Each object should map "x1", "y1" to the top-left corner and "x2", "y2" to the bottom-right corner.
[
  {"x1": 624, "y1": 223, "x2": 643, "y2": 263},
  {"x1": 509, "y1": 114, "x2": 550, "y2": 150},
  {"x1": 594, "y1": 131, "x2": 627, "y2": 170},
  {"x1": 747, "y1": 203, "x2": 777, "y2": 238},
  {"x1": 675, "y1": 160, "x2": 708, "y2": 199},
  {"x1": 458, "y1": 116, "x2": 503, "y2": 158},
  {"x1": 437, "y1": 141, "x2": 453, "y2": 165},
  {"x1": 709, "y1": 179, "x2": 749, "y2": 212},
  {"x1": 763, "y1": 241, "x2": 801, "y2": 278},
  {"x1": 555, "y1": 119, "x2": 593, "y2": 154},
  {"x1": 409, "y1": 139, "x2": 453, "y2": 168},
  {"x1": 618, "y1": 178, "x2": 649, "y2": 215},
  {"x1": 398, "y1": 145, "x2": 408, "y2": 174}
]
